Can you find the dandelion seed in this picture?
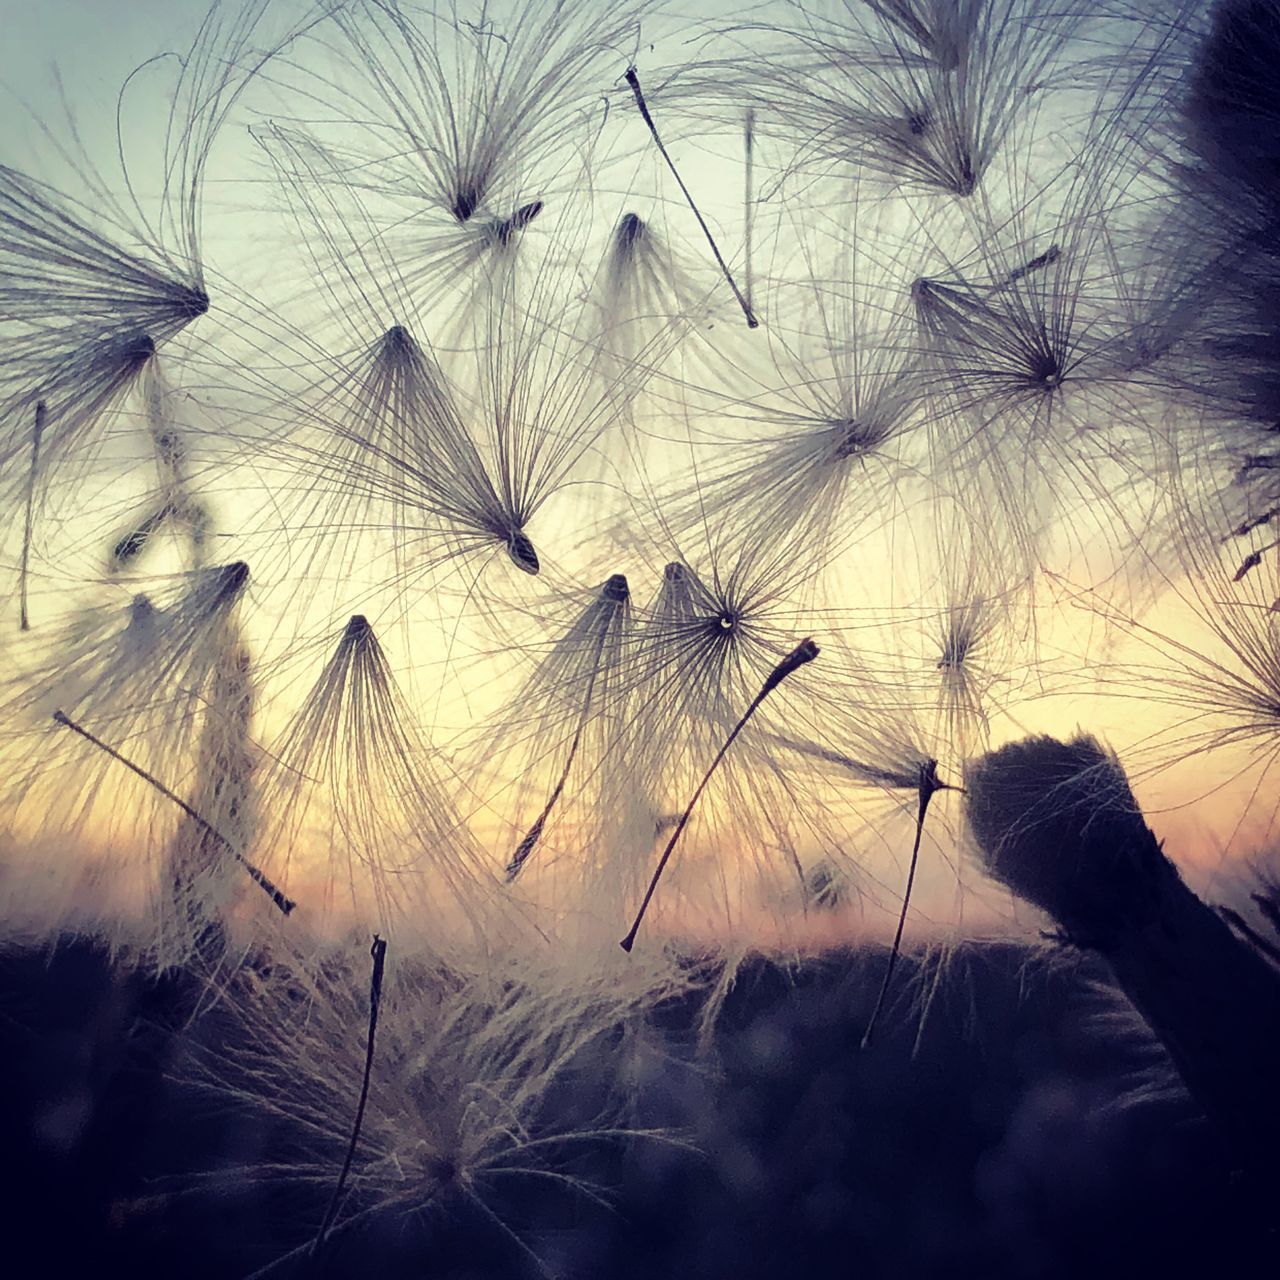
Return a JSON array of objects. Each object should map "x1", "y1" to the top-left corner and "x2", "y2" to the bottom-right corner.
[
  {"x1": 312, "y1": 934, "x2": 388, "y2": 1257},
  {"x1": 487, "y1": 199, "x2": 545, "y2": 249},
  {"x1": 620, "y1": 636, "x2": 819, "y2": 952},
  {"x1": 0, "y1": 0, "x2": 280, "y2": 534},
  {"x1": 0, "y1": 163, "x2": 208, "y2": 344},
  {"x1": 584, "y1": 208, "x2": 719, "y2": 413},
  {"x1": 673, "y1": 0, "x2": 1082, "y2": 199},
  {"x1": 1, "y1": 560, "x2": 265, "y2": 949},
  {"x1": 267, "y1": 315, "x2": 548, "y2": 602},
  {"x1": 624, "y1": 66, "x2": 759, "y2": 328},
  {"x1": 656, "y1": 225, "x2": 924, "y2": 571},
  {"x1": 50, "y1": 709, "x2": 294, "y2": 918},
  {"x1": 860, "y1": 757, "x2": 945, "y2": 1048},
  {"x1": 506, "y1": 574, "x2": 631, "y2": 882},
  {"x1": 177, "y1": 944, "x2": 681, "y2": 1275},
  {"x1": 302, "y1": 0, "x2": 648, "y2": 227},
  {"x1": 1007, "y1": 242, "x2": 1060, "y2": 284},
  {"x1": 933, "y1": 594, "x2": 999, "y2": 751},
  {"x1": 744, "y1": 107, "x2": 756, "y2": 318},
  {"x1": 619, "y1": 554, "x2": 831, "y2": 927},
  {"x1": 256, "y1": 614, "x2": 501, "y2": 950}
]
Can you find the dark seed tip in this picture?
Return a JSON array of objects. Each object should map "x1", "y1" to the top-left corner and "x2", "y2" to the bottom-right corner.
[
  {"x1": 182, "y1": 287, "x2": 210, "y2": 320},
  {"x1": 216, "y1": 560, "x2": 250, "y2": 601},
  {"x1": 121, "y1": 332, "x2": 157, "y2": 367},
  {"x1": 507, "y1": 532, "x2": 540, "y2": 575},
  {"x1": 618, "y1": 211, "x2": 645, "y2": 243},
  {"x1": 345, "y1": 614, "x2": 372, "y2": 641}
]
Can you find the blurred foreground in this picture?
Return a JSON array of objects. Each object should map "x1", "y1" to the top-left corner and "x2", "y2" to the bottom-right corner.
[{"x1": 2, "y1": 936, "x2": 1271, "y2": 1279}]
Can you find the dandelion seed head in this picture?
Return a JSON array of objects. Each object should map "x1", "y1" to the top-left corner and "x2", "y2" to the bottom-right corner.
[{"x1": 965, "y1": 735, "x2": 1166, "y2": 945}]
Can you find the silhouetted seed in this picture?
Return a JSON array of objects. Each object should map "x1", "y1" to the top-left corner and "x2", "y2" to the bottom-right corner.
[
  {"x1": 1027, "y1": 349, "x2": 1063, "y2": 389},
  {"x1": 312, "y1": 935, "x2": 388, "y2": 1257},
  {"x1": 908, "y1": 110, "x2": 930, "y2": 136},
  {"x1": 625, "y1": 66, "x2": 759, "y2": 329},
  {"x1": 937, "y1": 629, "x2": 971, "y2": 670},
  {"x1": 1239, "y1": 454, "x2": 1280, "y2": 474},
  {"x1": 18, "y1": 400, "x2": 46, "y2": 632},
  {"x1": 1009, "y1": 244, "x2": 1060, "y2": 284},
  {"x1": 744, "y1": 107, "x2": 756, "y2": 317},
  {"x1": 506, "y1": 815, "x2": 549, "y2": 882},
  {"x1": 128, "y1": 594, "x2": 157, "y2": 628},
  {"x1": 382, "y1": 323, "x2": 413, "y2": 358},
  {"x1": 1234, "y1": 549, "x2": 1263, "y2": 581},
  {"x1": 491, "y1": 199, "x2": 544, "y2": 248},
  {"x1": 911, "y1": 276, "x2": 943, "y2": 312},
  {"x1": 507, "y1": 574, "x2": 630, "y2": 881},
  {"x1": 663, "y1": 561, "x2": 685, "y2": 584},
  {"x1": 620, "y1": 637, "x2": 820, "y2": 952},
  {"x1": 861, "y1": 758, "x2": 946, "y2": 1049},
  {"x1": 507, "y1": 531, "x2": 540, "y2": 575},
  {"x1": 833, "y1": 416, "x2": 892, "y2": 459},
  {"x1": 602, "y1": 572, "x2": 629, "y2": 602},
  {"x1": 452, "y1": 186, "x2": 482, "y2": 223},
  {"x1": 178, "y1": 285, "x2": 210, "y2": 320},
  {"x1": 614, "y1": 212, "x2": 646, "y2": 264},
  {"x1": 119, "y1": 331, "x2": 157, "y2": 371},
  {"x1": 112, "y1": 504, "x2": 175, "y2": 567},
  {"x1": 345, "y1": 613, "x2": 372, "y2": 642},
  {"x1": 213, "y1": 560, "x2": 251, "y2": 604},
  {"x1": 51, "y1": 709, "x2": 295, "y2": 915}
]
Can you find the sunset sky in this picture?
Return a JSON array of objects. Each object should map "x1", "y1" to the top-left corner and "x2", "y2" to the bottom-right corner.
[{"x1": 2, "y1": 0, "x2": 1276, "y2": 956}]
